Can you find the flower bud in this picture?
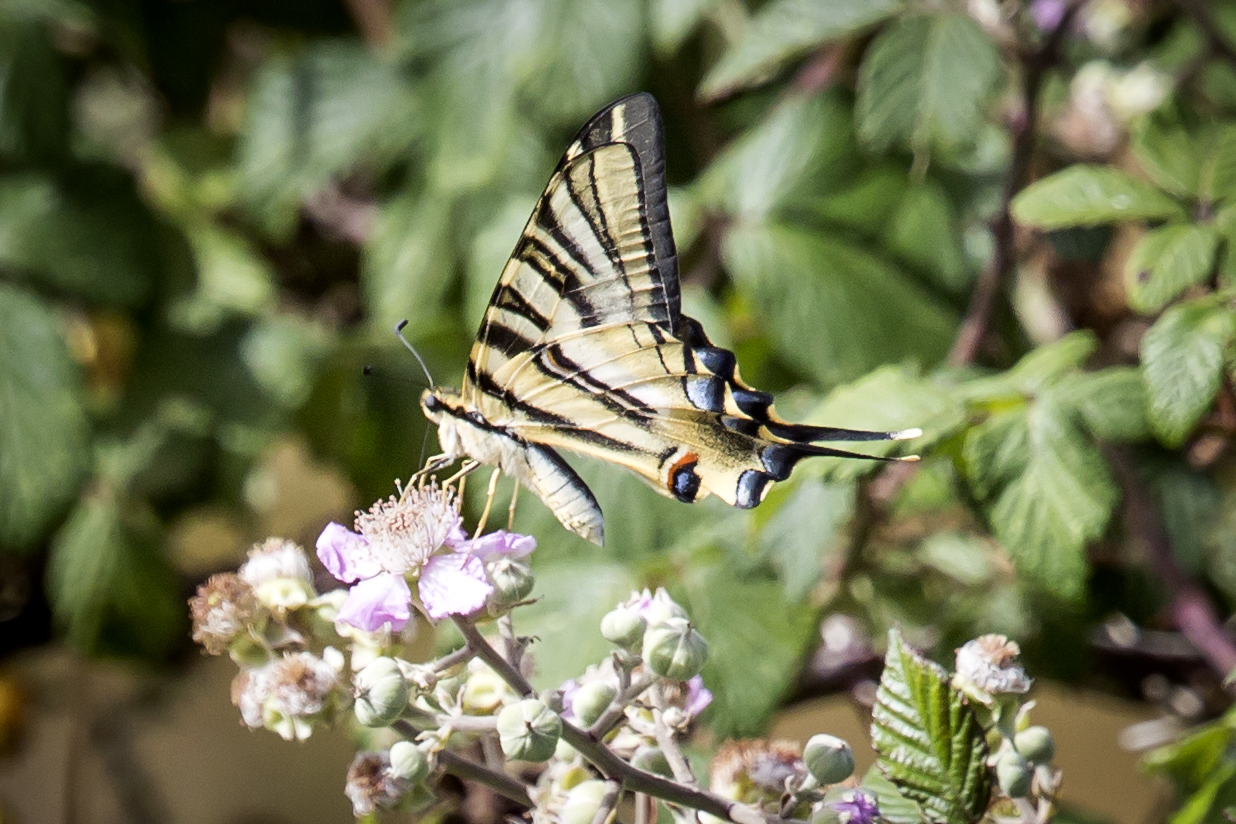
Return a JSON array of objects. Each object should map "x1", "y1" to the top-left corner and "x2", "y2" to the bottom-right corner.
[
  {"x1": 488, "y1": 558, "x2": 535, "y2": 608},
  {"x1": 571, "y1": 681, "x2": 617, "y2": 727},
  {"x1": 559, "y1": 780, "x2": 610, "y2": 824},
  {"x1": 642, "y1": 588, "x2": 688, "y2": 624},
  {"x1": 1014, "y1": 726, "x2": 1055, "y2": 765},
  {"x1": 803, "y1": 734, "x2": 855, "y2": 784},
  {"x1": 388, "y1": 741, "x2": 430, "y2": 784},
  {"x1": 630, "y1": 746, "x2": 672, "y2": 776},
  {"x1": 996, "y1": 750, "x2": 1033, "y2": 798},
  {"x1": 642, "y1": 617, "x2": 708, "y2": 680},
  {"x1": 497, "y1": 699, "x2": 562, "y2": 762},
  {"x1": 462, "y1": 660, "x2": 510, "y2": 713},
  {"x1": 354, "y1": 657, "x2": 409, "y2": 727},
  {"x1": 600, "y1": 605, "x2": 646, "y2": 650}
]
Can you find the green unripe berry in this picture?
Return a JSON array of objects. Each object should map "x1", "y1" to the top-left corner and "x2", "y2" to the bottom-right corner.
[
  {"x1": 996, "y1": 750, "x2": 1033, "y2": 798},
  {"x1": 642, "y1": 617, "x2": 708, "y2": 680},
  {"x1": 388, "y1": 741, "x2": 429, "y2": 784},
  {"x1": 803, "y1": 734, "x2": 855, "y2": 784},
  {"x1": 600, "y1": 606, "x2": 646, "y2": 650},
  {"x1": 353, "y1": 657, "x2": 409, "y2": 727},
  {"x1": 1014, "y1": 725, "x2": 1055, "y2": 765},
  {"x1": 497, "y1": 699, "x2": 562, "y2": 763},
  {"x1": 571, "y1": 681, "x2": 617, "y2": 727}
]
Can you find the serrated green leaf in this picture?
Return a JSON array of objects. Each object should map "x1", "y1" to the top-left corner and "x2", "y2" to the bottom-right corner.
[
  {"x1": 987, "y1": 393, "x2": 1118, "y2": 600},
  {"x1": 1011, "y1": 165, "x2": 1186, "y2": 229},
  {"x1": 1132, "y1": 117, "x2": 1201, "y2": 198},
  {"x1": 1201, "y1": 124, "x2": 1236, "y2": 203},
  {"x1": 871, "y1": 628, "x2": 991, "y2": 824},
  {"x1": 46, "y1": 489, "x2": 121, "y2": 646},
  {"x1": 807, "y1": 165, "x2": 908, "y2": 234},
  {"x1": 722, "y1": 222, "x2": 957, "y2": 387},
  {"x1": 963, "y1": 408, "x2": 1030, "y2": 499},
  {"x1": 1141, "y1": 299, "x2": 1235, "y2": 447},
  {"x1": 1061, "y1": 367, "x2": 1151, "y2": 442},
  {"x1": 856, "y1": 13, "x2": 1001, "y2": 156},
  {"x1": 699, "y1": 0, "x2": 901, "y2": 99},
  {"x1": 963, "y1": 331, "x2": 1098, "y2": 402},
  {"x1": 237, "y1": 43, "x2": 418, "y2": 236},
  {"x1": 0, "y1": 283, "x2": 88, "y2": 551},
  {"x1": 883, "y1": 181, "x2": 971, "y2": 292},
  {"x1": 363, "y1": 191, "x2": 456, "y2": 333},
  {"x1": 681, "y1": 564, "x2": 817, "y2": 736},
  {"x1": 699, "y1": 94, "x2": 853, "y2": 220},
  {"x1": 1124, "y1": 224, "x2": 1219, "y2": 314}
]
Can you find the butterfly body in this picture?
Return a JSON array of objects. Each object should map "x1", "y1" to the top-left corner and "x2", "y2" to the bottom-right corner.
[{"x1": 421, "y1": 93, "x2": 918, "y2": 546}]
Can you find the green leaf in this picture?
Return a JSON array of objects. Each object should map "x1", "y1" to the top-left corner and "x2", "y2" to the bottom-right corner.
[
  {"x1": 699, "y1": 0, "x2": 901, "y2": 99},
  {"x1": 756, "y1": 478, "x2": 854, "y2": 601},
  {"x1": 962, "y1": 408, "x2": 1030, "y2": 500},
  {"x1": 987, "y1": 393, "x2": 1119, "y2": 600},
  {"x1": 961, "y1": 330, "x2": 1097, "y2": 404},
  {"x1": 860, "y1": 765, "x2": 927, "y2": 824},
  {"x1": 0, "y1": 19, "x2": 70, "y2": 162},
  {"x1": 1145, "y1": 708, "x2": 1236, "y2": 793},
  {"x1": 1200, "y1": 124, "x2": 1236, "y2": 203},
  {"x1": 883, "y1": 181, "x2": 972, "y2": 292},
  {"x1": 807, "y1": 165, "x2": 908, "y2": 235},
  {"x1": 1011, "y1": 165, "x2": 1186, "y2": 229},
  {"x1": 46, "y1": 489, "x2": 122, "y2": 646},
  {"x1": 722, "y1": 222, "x2": 957, "y2": 387},
  {"x1": 681, "y1": 564, "x2": 817, "y2": 736},
  {"x1": 1132, "y1": 116, "x2": 1201, "y2": 198},
  {"x1": 237, "y1": 43, "x2": 418, "y2": 236},
  {"x1": 1167, "y1": 760, "x2": 1236, "y2": 824},
  {"x1": 1141, "y1": 299, "x2": 1235, "y2": 447},
  {"x1": 855, "y1": 13, "x2": 1002, "y2": 156},
  {"x1": 1061, "y1": 367, "x2": 1151, "y2": 442},
  {"x1": 1124, "y1": 224, "x2": 1219, "y2": 314},
  {"x1": 170, "y1": 224, "x2": 276, "y2": 331},
  {"x1": 871, "y1": 628, "x2": 991, "y2": 824},
  {"x1": 363, "y1": 191, "x2": 456, "y2": 333},
  {"x1": 650, "y1": 0, "x2": 718, "y2": 56},
  {"x1": 699, "y1": 93, "x2": 855, "y2": 220},
  {"x1": 0, "y1": 283, "x2": 88, "y2": 551},
  {"x1": 466, "y1": 194, "x2": 539, "y2": 332}
]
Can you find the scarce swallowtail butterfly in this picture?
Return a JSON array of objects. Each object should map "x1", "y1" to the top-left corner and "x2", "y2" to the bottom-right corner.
[{"x1": 419, "y1": 93, "x2": 920, "y2": 546}]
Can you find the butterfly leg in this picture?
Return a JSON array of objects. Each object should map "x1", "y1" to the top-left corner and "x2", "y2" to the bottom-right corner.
[
  {"x1": 473, "y1": 468, "x2": 502, "y2": 538},
  {"x1": 506, "y1": 481, "x2": 520, "y2": 531},
  {"x1": 442, "y1": 459, "x2": 480, "y2": 488},
  {"x1": 410, "y1": 453, "x2": 452, "y2": 489}
]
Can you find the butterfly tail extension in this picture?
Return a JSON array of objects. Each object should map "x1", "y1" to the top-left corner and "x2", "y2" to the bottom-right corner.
[{"x1": 733, "y1": 441, "x2": 920, "y2": 509}]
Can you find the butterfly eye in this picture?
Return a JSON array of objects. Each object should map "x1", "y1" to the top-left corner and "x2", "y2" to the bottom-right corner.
[{"x1": 422, "y1": 394, "x2": 443, "y2": 415}]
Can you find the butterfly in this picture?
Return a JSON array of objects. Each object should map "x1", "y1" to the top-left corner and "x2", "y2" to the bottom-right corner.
[{"x1": 418, "y1": 93, "x2": 919, "y2": 546}]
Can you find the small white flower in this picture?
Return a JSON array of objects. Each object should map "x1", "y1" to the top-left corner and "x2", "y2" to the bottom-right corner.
[
  {"x1": 955, "y1": 634, "x2": 1032, "y2": 697},
  {"x1": 240, "y1": 538, "x2": 315, "y2": 611}
]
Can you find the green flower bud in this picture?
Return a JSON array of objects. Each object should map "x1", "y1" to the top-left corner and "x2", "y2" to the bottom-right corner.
[
  {"x1": 489, "y1": 558, "x2": 535, "y2": 607},
  {"x1": 571, "y1": 681, "x2": 617, "y2": 727},
  {"x1": 354, "y1": 657, "x2": 409, "y2": 727},
  {"x1": 1014, "y1": 726, "x2": 1055, "y2": 765},
  {"x1": 630, "y1": 746, "x2": 672, "y2": 776},
  {"x1": 642, "y1": 617, "x2": 708, "y2": 680},
  {"x1": 803, "y1": 734, "x2": 855, "y2": 784},
  {"x1": 996, "y1": 750, "x2": 1033, "y2": 798},
  {"x1": 643, "y1": 589, "x2": 687, "y2": 624},
  {"x1": 388, "y1": 741, "x2": 429, "y2": 784},
  {"x1": 497, "y1": 699, "x2": 562, "y2": 762},
  {"x1": 600, "y1": 606, "x2": 647, "y2": 650},
  {"x1": 559, "y1": 780, "x2": 609, "y2": 824}
]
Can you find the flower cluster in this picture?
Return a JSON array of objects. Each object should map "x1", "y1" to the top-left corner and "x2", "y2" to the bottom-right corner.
[{"x1": 190, "y1": 480, "x2": 1051, "y2": 824}]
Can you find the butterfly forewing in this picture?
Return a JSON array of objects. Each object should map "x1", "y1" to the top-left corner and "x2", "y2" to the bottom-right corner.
[{"x1": 429, "y1": 93, "x2": 918, "y2": 545}]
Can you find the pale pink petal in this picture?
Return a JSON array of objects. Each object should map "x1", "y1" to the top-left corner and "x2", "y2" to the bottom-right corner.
[
  {"x1": 315, "y1": 522, "x2": 381, "y2": 583},
  {"x1": 336, "y1": 573, "x2": 412, "y2": 632},
  {"x1": 454, "y1": 530, "x2": 537, "y2": 560},
  {"x1": 684, "y1": 675, "x2": 713, "y2": 718},
  {"x1": 418, "y1": 553, "x2": 493, "y2": 620}
]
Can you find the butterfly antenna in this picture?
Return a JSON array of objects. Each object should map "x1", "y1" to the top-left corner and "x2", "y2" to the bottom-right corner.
[{"x1": 395, "y1": 320, "x2": 435, "y2": 387}]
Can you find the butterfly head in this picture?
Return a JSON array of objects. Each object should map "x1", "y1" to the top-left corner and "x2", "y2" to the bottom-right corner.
[{"x1": 420, "y1": 387, "x2": 458, "y2": 424}]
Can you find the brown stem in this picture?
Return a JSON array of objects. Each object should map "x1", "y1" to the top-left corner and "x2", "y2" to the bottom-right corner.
[
  {"x1": 948, "y1": 1, "x2": 1084, "y2": 367},
  {"x1": 437, "y1": 749, "x2": 534, "y2": 808},
  {"x1": 342, "y1": 0, "x2": 393, "y2": 49}
]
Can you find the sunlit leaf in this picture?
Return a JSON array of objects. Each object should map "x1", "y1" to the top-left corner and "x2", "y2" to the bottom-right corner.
[
  {"x1": 1200, "y1": 124, "x2": 1236, "y2": 203},
  {"x1": 1124, "y1": 223, "x2": 1218, "y2": 314},
  {"x1": 1141, "y1": 299, "x2": 1235, "y2": 447},
  {"x1": 700, "y1": 0, "x2": 901, "y2": 100},
  {"x1": 861, "y1": 765, "x2": 927, "y2": 824},
  {"x1": 722, "y1": 222, "x2": 957, "y2": 387},
  {"x1": 882, "y1": 181, "x2": 972, "y2": 292},
  {"x1": 871, "y1": 628, "x2": 991, "y2": 824},
  {"x1": 1011, "y1": 165, "x2": 1186, "y2": 229},
  {"x1": 0, "y1": 283, "x2": 88, "y2": 551},
  {"x1": 1060, "y1": 366, "x2": 1150, "y2": 442},
  {"x1": 856, "y1": 13, "x2": 1001, "y2": 156}
]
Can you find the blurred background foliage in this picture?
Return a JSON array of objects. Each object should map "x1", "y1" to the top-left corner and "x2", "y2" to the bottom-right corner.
[{"x1": 4, "y1": 0, "x2": 1236, "y2": 819}]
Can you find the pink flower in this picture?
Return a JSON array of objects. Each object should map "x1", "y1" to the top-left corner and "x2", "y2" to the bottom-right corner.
[
  {"x1": 315, "y1": 487, "x2": 537, "y2": 632},
  {"x1": 683, "y1": 675, "x2": 713, "y2": 719},
  {"x1": 828, "y1": 791, "x2": 879, "y2": 824}
]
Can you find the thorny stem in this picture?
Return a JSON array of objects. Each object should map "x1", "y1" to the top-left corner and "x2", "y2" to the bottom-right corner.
[
  {"x1": 1107, "y1": 448, "x2": 1236, "y2": 694},
  {"x1": 453, "y1": 618, "x2": 768, "y2": 824}
]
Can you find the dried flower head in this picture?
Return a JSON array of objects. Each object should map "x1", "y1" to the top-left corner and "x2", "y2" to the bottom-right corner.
[
  {"x1": 190, "y1": 573, "x2": 259, "y2": 655},
  {"x1": 344, "y1": 751, "x2": 406, "y2": 816},
  {"x1": 709, "y1": 739, "x2": 806, "y2": 807},
  {"x1": 231, "y1": 650, "x2": 344, "y2": 740},
  {"x1": 240, "y1": 538, "x2": 315, "y2": 611},
  {"x1": 955, "y1": 634, "x2": 1032, "y2": 698}
]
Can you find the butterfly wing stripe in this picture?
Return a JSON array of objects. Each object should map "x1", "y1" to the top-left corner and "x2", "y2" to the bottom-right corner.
[{"x1": 495, "y1": 284, "x2": 551, "y2": 332}]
